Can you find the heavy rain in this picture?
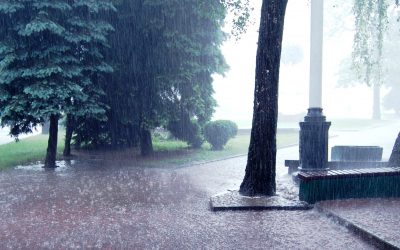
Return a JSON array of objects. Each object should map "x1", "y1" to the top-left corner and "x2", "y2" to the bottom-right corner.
[{"x1": 0, "y1": 0, "x2": 400, "y2": 249}]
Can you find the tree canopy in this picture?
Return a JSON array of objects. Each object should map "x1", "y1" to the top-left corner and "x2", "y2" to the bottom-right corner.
[
  {"x1": 0, "y1": 0, "x2": 253, "y2": 164},
  {"x1": 0, "y1": 0, "x2": 115, "y2": 167},
  {"x1": 73, "y1": 0, "x2": 249, "y2": 155}
]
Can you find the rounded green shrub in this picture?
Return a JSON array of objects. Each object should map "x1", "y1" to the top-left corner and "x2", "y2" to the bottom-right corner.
[
  {"x1": 204, "y1": 120, "x2": 238, "y2": 150},
  {"x1": 167, "y1": 118, "x2": 204, "y2": 148}
]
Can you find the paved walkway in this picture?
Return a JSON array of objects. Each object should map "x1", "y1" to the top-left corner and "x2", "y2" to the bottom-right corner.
[
  {"x1": 0, "y1": 120, "x2": 399, "y2": 249},
  {"x1": 0, "y1": 159, "x2": 374, "y2": 249},
  {"x1": 318, "y1": 199, "x2": 400, "y2": 248}
]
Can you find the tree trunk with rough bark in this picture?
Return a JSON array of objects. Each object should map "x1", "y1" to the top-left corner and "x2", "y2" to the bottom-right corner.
[
  {"x1": 63, "y1": 114, "x2": 74, "y2": 157},
  {"x1": 44, "y1": 114, "x2": 59, "y2": 168},
  {"x1": 239, "y1": 0, "x2": 288, "y2": 197},
  {"x1": 388, "y1": 132, "x2": 400, "y2": 167},
  {"x1": 140, "y1": 128, "x2": 153, "y2": 156}
]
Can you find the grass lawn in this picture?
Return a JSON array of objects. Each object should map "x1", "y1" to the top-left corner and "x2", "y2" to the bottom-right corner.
[
  {"x1": 150, "y1": 132, "x2": 298, "y2": 167},
  {"x1": 0, "y1": 132, "x2": 64, "y2": 171},
  {"x1": 1, "y1": 117, "x2": 395, "y2": 170},
  {"x1": 0, "y1": 131, "x2": 299, "y2": 170}
]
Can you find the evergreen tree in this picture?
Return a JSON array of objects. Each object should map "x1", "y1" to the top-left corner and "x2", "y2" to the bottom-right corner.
[
  {"x1": 74, "y1": 0, "x2": 240, "y2": 155},
  {"x1": 0, "y1": 0, "x2": 115, "y2": 167}
]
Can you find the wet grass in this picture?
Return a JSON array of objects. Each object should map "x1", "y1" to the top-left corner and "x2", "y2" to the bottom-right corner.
[
  {"x1": 151, "y1": 132, "x2": 298, "y2": 167},
  {"x1": 0, "y1": 132, "x2": 64, "y2": 170},
  {"x1": 0, "y1": 131, "x2": 299, "y2": 170},
  {"x1": 1, "y1": 118, "x2": 395, "y2": 170}
]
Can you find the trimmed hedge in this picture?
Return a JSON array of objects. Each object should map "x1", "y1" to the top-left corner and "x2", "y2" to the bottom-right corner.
[{"x1": 204, "y1": 120, "x2": 238, "y2": 150}]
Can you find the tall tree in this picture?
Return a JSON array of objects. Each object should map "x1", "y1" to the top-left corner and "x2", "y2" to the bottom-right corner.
[
  {"x1": 386, "y1": 3, "x2": 400, "y2": 167},
  {"x1": 73, "y1": 0, "x2": 245, "y2": 155},
  {"x1": 382, "y1": 5, "x2": 400, "y2": 116},
  {"x1": 337, "y1": 1, "x2": 400, "y2": 117},
  {"x1": 352, "y1": 0, "x2": 388, "y2": 120},
  {"x1": 0, "y1": 0, "x2": 114, "y2": 167},
  {"x1": 239, "y1": 0, "x2": 288, "y2": 196}
]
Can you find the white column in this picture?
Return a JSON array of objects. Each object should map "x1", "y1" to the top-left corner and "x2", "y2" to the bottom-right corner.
[{"x1": 309, "y1": 0, "x2": 324, "y2": 108}]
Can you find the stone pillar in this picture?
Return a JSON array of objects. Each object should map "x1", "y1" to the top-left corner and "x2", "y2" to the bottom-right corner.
[
  {"x1": 299, "y1": 0, "x2": 330, "y2": 171},
  {"x1": 299, "y1": 108, "x2": 331, "y2": 171}
]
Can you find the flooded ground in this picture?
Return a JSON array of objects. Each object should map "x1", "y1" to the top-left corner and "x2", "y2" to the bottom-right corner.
[
  {"x1": 0, "y1": 157, "x2": 375, "y2": 249},
  {"x1": 1, "y1": 121, "x2": 399, "y2": 248}
]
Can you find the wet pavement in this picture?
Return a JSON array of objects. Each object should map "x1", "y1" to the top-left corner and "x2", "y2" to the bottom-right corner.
[
  {"x1": 318, "y1": 199, "x2": 400, "y2": 249},
  {"x1": 0, "y1": 158, "x2": 377, "y2": 249},
  {"x1": 1, "y1": 121, "x2": 400, "y2": 249}
]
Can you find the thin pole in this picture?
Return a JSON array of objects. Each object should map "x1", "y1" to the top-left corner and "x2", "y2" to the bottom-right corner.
[{"x1": 309, "y1": 0, "x2": 324, "y2": 108}]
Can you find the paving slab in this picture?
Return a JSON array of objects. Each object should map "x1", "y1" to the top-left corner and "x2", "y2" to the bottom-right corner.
[
  {"x1": 210, "y1": 190, "x2": 312, "y2": 211},
  {"x1": 317, "y1": 199, "x2": 400, "y2": 249},
  {"x1": 0, "y1": 158, "x2": 377, "y2": 249}
]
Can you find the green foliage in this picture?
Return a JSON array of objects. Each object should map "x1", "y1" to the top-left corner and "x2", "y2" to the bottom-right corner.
[
  {"x1": 75, "y1": 0, "x2": 230, "y2": 151},
  {"x1": 222, "y1": 120, "x2": 239, "y2": 138},
  {"x1": 0, "y1": 131, "x2": 299, "y2": 170},
  {"x1": 381, "y1": 7, "x2": 400, "y2": 115},
  {"x1": 0, "y1": 0, "x2": 114, "y2": 137},
  {"x1": 0, "y1": 132, "x2": 65, "y2": 170},
  {"x1": 352, "y1": 0, "x2": 388, "y2": 87},
  {"x1": 167, "y1": 117, "x2": 204, "y2": 148},
  {"x1": 73, "y1": 117, "x2": 113, "y2": 149},
  {"x1": 335, "y1": 0, "x2": 394, "y2": 119},
  {"x1": 221, "y1": 0, "x2": 253, "y2": 38},
  {"x1": 204, "y1": 120, "x2": 238, "y2": 150}
]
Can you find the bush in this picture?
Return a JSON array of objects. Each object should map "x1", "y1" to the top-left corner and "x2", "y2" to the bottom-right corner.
[
  {"x1": 204, "y1": 120, "x2": 238, "y2": 150},
  {"x1": 167, "y1": 118, "x2": 204, "y2": 148}
]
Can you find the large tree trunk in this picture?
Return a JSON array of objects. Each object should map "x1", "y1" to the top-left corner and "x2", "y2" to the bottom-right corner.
[
  {"x1": 44, "y1": 114, "x2": 59, "y2": 168},
  {"x1": 239, "y1": 0, "x2": 288, "y2": 197},
  {"x1": 63, "y1": 114, "x2": 74, "y2": 157},
  {"x1": 372, "y1": 84, "x2": 381, "y2": 120},
  {"x1": 388, "y1": 132, "x2": 400, "y2": 167},
  {"x1": 140, "y1": 128, "x2": 153, "y2": 156}
]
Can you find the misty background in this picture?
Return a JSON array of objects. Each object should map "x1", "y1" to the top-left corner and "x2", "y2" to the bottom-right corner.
[{"x1": 213, "y1": 0, "x2": 399, "y2": 128}]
